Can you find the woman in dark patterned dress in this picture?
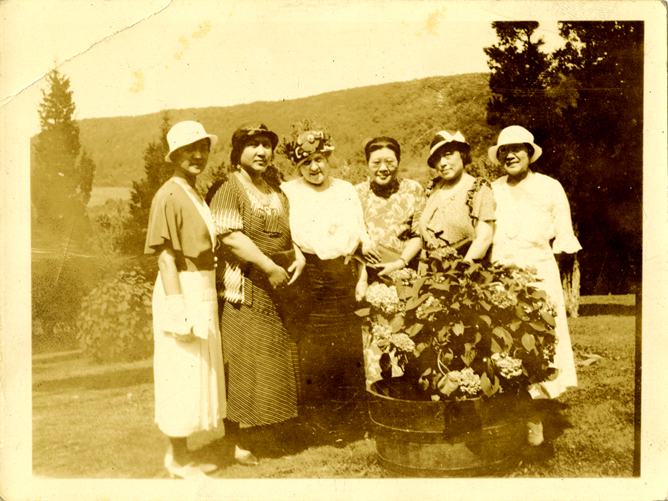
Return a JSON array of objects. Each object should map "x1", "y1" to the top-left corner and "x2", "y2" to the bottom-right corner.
[{"x1": 207, "y1": 124, "x2": 305, "y2": 465}]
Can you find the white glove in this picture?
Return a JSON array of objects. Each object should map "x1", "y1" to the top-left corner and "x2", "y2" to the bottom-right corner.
[{"x1": 165, "y1": 294, "x2": 193, "y2": 341}]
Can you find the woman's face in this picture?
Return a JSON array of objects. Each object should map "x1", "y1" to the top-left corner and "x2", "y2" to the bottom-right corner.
[
  {"x1": 172, "y1": 139, "x2": 210, "y2": 177},
  {"x1": 498, "y1": 143, "x2": 530, "y2": 177},
  {"x1": 434, "y1": 147, "x2": 464, "y2": 182},
  {"x1": 239, "y1": 134, "x2": 273, "y2": 174},
  {"x1": 368, "y1": 147, "x2": 399, "y2": 186},
  {"x1": 299, "y1": 153, "x2": 330, "y2": 186}
]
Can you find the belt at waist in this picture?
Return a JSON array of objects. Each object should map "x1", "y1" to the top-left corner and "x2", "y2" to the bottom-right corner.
[{"x1": 176, "y1": 254, "x2": 216, "y2": 272}]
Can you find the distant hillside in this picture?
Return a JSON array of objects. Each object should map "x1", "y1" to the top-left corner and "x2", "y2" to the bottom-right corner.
[{"x1": 60, "y1": 73, "x2": 496, "y2": 187}]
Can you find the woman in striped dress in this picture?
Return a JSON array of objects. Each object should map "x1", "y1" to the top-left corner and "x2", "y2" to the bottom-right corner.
[{"x1": 207, "y1": 123, "x2": 305, "y2": 465}]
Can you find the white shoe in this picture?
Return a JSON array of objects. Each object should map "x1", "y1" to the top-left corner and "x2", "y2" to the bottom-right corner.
[
  {"x1": 165, "y1": 444, "x2": 217, "y2": 477},
  {"x1": 527, "y1": 420, "x2": 544, "y2": 446}
]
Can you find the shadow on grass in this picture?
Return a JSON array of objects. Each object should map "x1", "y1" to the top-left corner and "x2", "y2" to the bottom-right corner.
[
  {"x1": 195, "y1": 398, "x2": 372, "y2": 467},
  {"x1": 578, "y1": 303, "x2": 636, "y2": 317},
  {"x1": 517, "y1": 400, "x2": 574, "y2": 467},
  {"x1": 33, "y1": 366, "x2": 153, "y2": 393}
]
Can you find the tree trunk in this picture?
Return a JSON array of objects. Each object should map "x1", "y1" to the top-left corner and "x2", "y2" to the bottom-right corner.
[{"x1": 560, "y1": 253, "x2": 580, "y2": 318}]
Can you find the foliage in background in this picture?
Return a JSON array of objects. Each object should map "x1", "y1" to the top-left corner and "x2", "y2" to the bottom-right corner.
[
  {"x1": 484, "y1": 21, "x2": 643, "y2": 294},
  {"x1": 31, "y1": 69, "x2": 96, "y2": 228},
  {"x1": 76, "y1": 268, "x2": 154, "y2": 363}
]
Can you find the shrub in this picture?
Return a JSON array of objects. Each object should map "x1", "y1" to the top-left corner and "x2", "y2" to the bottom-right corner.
[{"x1": 76, "y1": 268, "x2": 154, "y2": 363}]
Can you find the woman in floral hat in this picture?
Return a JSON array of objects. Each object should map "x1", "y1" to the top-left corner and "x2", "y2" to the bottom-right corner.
[
  {"x1": 281, "y1": 130, "x2": 373, "y2": 404},
  {"x1": 145, "y1": 121, "x2": 225, "y2": 478},
  {"x1": 418, "y1": 130, "x2": 496, "y2": 263},
  {"x1": 207, "y1": 123, "x2": 305, "y2": 466},
  {"x1": 489, "y1": 125, "x2": 581, "y2": 446}
]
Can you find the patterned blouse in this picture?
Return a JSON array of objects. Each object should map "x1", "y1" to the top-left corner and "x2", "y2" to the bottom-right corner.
[
  {"x1": 419, "y1": 174, "x2": 496, "y2": 250},
  {"x1": 355, "y1": 178, "x2": 426, "y2": 254}
]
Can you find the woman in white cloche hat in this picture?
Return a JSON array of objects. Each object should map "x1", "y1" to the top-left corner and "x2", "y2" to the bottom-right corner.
[
  {"x1": 145, "y1": 121, "x2": 225, "y2": 478},
  {"x1": 489, "y1": 125, "x2": 582, "y2": 446}
]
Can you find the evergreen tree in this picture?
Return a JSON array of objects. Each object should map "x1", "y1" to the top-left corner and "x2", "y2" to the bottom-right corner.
[
  {"x1": 31, "y1": 69, "x2": 93, "y2": 227},
  {"x1": 483, "y1": 22, "x2": 551, "y2": 132},
  {"x1": 122, "y1": 112, "x2": 173, "y2": 253}
]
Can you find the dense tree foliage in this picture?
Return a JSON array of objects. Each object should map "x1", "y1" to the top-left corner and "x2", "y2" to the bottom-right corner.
[
  {"x1": 31, "y1": 69, "x2": 96, "y2": 228},
  {"x1": 485, "y1": 21, "x2": 643, "y2": 294}
]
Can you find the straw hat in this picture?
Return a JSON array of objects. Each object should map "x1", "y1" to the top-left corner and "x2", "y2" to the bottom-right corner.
[
  {"x1": 165, "y1": 121, "x2": 218, "y2": 162},
  {"x1": 488, "y1": 126, "x2": 542, "y2": 165},
  {"x1": 427, "y1": 131, "x2": 470, "y2": 168}
]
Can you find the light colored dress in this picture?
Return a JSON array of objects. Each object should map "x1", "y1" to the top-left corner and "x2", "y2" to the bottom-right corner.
[
  {"x1": 282, "y1": 176, "x2": 370, "y2": 402},
  {"x1": 491, "y1": 171, "x2": 582, "y2": 399},
  {"x1": 418, "y1": 174, "x2": 496, "y2": 252},
  {"x1": 356, "y1": 178, "x2": 426, "y2": 387},
  {"x1": 145, "y1": 177, "x2": 226, "y2": 437},
  {"x1": 355, "y1": 178, "x2": 426, "y2": 254}
]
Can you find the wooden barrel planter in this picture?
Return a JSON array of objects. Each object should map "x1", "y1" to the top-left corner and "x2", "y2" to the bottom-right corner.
[{"x1": 368, "y1": 380, "x2": 525, "y2": 477}]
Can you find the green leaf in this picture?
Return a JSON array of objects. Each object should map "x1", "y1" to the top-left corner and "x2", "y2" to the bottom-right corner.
[
  {"x1": 461, "y1": 345, "x2": 476, "y2": 366},
  {"x1": 481, "y1": 372, "x2": 493, "y2": 397},
  {"x1": 390, "y1": 314, "x2": 405, "y2": 333},
  {"x1": 429, "y1": 283, "x2": 451, "y2": 292},
  {"x1": 540, "y1": 310, "x2": 556, "y2": 327},
  {"x1": 530, "y1": 289, "x2": 547, "y2": 300},
  {"x1": 461, "y1": 298, "x2": 474, "y2": 306},
  {"x1": 451, "y1": 302, "x2": 460, "y2": 311},
  {"x1": 529, "y1": 322, "x2": 547, "y2": 332},
  {"x1": 478, "y1": 314, "x2": 492, "y2": 326},
  {"x1": 480, "y1": 301, "x2": 491, "y2": 311},
  {"x1": 354, "y1": 307, "x2": 371, "y2": 317},
  {"x1": 452, "y1": 322, "x2": 465, "y2": 336},
  {"x1": 405, "y1": 293, "x2": 428, "y2": 311},
  {"x1": 491, "y1": 337, "x2": 502, "y2": 353},
  {"x1": 406, "y1": 323, "x2": 424, "y2": 337},
  {"x1": 522, "y1": 333, "x2": 536, "y2": 351},
  {"x1": 508, "y1": 318, "x2": 522, "y2": 332}
]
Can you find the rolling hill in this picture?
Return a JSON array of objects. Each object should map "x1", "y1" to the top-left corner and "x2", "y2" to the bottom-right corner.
[{"x1": 71, "y1": 72, "x2": 496, "y2": 187}]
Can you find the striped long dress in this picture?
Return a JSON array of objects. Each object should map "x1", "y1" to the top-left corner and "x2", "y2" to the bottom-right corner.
[{"x1": 209, "y1": 174, "x2": 298, "y2": 426}]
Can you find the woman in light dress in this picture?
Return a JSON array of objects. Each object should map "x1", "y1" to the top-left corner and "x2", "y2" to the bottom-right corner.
[
  {"x1": 418, "y1": 130, "x2": 495, "y2": 262},
  {"x1": 489, "y1": 125, "x2": 581, "y2": 445},
  {"x1": 145, "y1": 121, "x2": 225, "y2": 478},
  {"x1": 281, "y1": 130, "x2": 373, "y2": 403},
  {"x1": 355, "y1": 136, "x2": 426, "y2": 385}
]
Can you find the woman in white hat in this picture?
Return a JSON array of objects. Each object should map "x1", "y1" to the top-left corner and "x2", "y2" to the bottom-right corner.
[
  {"x1": 144, "y1": 121, "x2": 225, "y2": 478},
  {"x1": 418, "y1": 131, "x2": 496, "y2": 262},
  {"x1": 489, "y1": 125, "x2": 581, "y2": 446}
]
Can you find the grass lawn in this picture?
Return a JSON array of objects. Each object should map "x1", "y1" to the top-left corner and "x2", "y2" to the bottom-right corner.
[{"x1": 32, "y1": 295, "x2": 637, "y2": 478}]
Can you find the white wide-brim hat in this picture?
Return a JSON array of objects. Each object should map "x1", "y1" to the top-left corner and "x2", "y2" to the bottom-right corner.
[
  {"x1": 488, "y1": 125, "x2": 542, "y2": 165},
  {"x1": 165, "y1": 121, "x2": 218, "y2": 162}
]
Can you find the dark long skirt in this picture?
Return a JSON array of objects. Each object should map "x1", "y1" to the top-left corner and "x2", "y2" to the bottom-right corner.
[{"x1": 297, "y1": 254, "x2": 366, "y2": 403}]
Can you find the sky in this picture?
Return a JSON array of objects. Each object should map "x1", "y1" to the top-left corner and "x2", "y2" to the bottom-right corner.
[{"x1": 1, "y1": 0, "x2": 568, "y2": 137}]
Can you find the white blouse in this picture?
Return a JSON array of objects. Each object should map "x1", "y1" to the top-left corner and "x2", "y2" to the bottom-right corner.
[
  {"x1": 282, "y1": 177, "x2": 371, "y2": 260},
  {"x1": 491, "y1": 171, "x2": 581, "y2": 267}
]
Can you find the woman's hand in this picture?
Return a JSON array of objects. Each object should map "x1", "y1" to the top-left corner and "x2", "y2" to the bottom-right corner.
[
  {"x1": 173, "y1": 331, "x2": 196, "y2": 343},
  {"x1": 287, "y1": 258, "x2": 306, "y2": 285},
  {"x1": 362, "y1": 241, "x2": 382, "y2": 264},
  {"x1": 375, "y1": 259, "x2": 406, "y2": 277},
  {"x1": 355, "y1": 278, "x2": 369, "y2": 302},
  {"x1": 266, "y1": 262, "x2": 290, "y2": 289}
]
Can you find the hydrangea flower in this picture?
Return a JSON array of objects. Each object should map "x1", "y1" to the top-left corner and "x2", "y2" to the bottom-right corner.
[
  {"x1": 390, "y1": 333, "x2": 415, "y2": 352},
  {"x1": 448, "y1": 367, "x2": 482, "y2": 396},
  {"x1": 491, "y1": 352, "x2": 523, "y2": 378},
  {"x1": 371, "y1": 323, "x2": 392, "y2": 341},
  {"x1": 365, "y1": 282, "x2": 401, "y2": 314}
]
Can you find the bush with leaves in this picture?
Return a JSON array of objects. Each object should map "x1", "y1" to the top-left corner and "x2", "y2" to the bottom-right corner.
[
  {"x1": 76, "y1": 268, "x2": 154, "y2": 363},
  {"x1": 358, "y1": 250, "x2": 558, "y2": 401}
]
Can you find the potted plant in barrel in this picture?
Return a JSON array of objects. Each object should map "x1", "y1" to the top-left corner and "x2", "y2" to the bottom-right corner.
[{"x1": 357, "y1": 248, "x2": 559, "y2": 476}]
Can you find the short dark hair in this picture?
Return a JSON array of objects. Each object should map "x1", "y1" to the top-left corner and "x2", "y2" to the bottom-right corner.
[
  {"x1": 431, "y1": 143, "x2": 471, "y2": 167},
  {"x1": 364, "y1": 136, "x2": 401, "y2": 163}
]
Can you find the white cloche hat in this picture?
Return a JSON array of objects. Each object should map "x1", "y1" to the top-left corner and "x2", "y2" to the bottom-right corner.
[
  {"x1": 488, "y1": 125, "x2": 542, "y2": 165},
  {"x1": 165, "y1": 121, "x2": 218, "y2": 162}
]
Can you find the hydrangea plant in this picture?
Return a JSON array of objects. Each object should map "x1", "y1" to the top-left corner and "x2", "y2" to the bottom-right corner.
[{"x1": 357, "y1": 253, "x2": 559, "y2": 401}]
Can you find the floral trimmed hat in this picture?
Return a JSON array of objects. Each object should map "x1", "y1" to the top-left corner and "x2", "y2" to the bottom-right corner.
[{"x1": 284, "y1": 130, "x2": 335, "y2": 165}]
